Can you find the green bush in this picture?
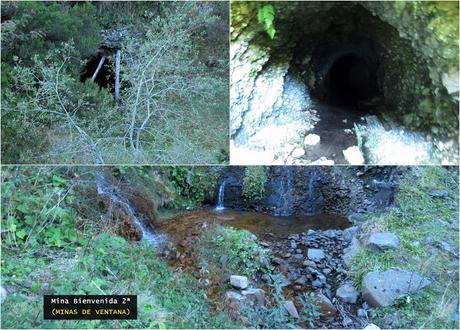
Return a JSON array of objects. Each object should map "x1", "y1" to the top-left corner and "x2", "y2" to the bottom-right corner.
[
  {"x1": 242, "y1": 166, "x2": 267, "y2": 201},
  {"x1": 199, "y1": 225, "x2": 271, "y2": 277},
  {"x1": 168, "y1": 167, "x2": 219, "y2": 207},
  {"x1": 1, "y1": 167, "x2": 80, "y2": 250},
  {"x1": 1, "y1": 1, "x2": 100, "y2": 64}
]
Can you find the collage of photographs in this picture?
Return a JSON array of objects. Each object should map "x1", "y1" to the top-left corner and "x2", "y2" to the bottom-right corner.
[{"x1": 0, "y1": 0, "x2": 459, "y2": 329}]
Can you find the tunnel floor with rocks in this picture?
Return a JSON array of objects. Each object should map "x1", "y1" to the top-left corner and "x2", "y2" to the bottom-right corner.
[{"x1": 230, "y1": 1, "x2": 459, "y2": 165}]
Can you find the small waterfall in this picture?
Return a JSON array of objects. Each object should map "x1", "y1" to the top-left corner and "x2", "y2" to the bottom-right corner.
[
  {"x1": 307, "y1": 174, "x2": 315, "y2": 200},
  {"x1": 274, "y1": 167, "x2": 294, "y2": 216},
  {"x1": 95, "y1": 173, "x2": 162, "y2": 245},
  {"x1": 215, "y1": 181, "x2": 226, "y2": 211}
]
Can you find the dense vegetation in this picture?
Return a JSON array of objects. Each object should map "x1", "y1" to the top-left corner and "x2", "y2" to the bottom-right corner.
[{"x1": 1, "y1": 1, "x2": 229, "y2": 164}]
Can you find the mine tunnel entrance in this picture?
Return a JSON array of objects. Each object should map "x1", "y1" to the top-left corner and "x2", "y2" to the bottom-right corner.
[
  {"x1": 325, "y1": 54, "x2": 379, "y2": 107},
  {"x1": 80, "y1": 52, "x2": 115, "y2": 91}
]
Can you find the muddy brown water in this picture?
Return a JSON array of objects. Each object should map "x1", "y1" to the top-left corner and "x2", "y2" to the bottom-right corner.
[{"x1": 157, "y1": 209, "x2": 350, "y2": 243}]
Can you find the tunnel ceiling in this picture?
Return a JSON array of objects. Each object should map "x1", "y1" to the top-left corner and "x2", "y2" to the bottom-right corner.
[{"x1": 231, "y1": 1, "x2": 459, "y2": 142}]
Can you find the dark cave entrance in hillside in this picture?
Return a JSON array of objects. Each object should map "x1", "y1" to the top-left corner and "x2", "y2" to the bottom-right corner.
[
  {"x1": 80, "y1": 52, "x2": 115, "y2": 91},
  {"x1": 289, "y1": 27, "x2": 386, "y2": 162},
  {"x1": 324, "y1": 54, "x2": 379, "y2": 107}
]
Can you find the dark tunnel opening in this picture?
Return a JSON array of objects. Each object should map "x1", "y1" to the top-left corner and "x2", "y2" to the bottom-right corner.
[
  {"x1": 325, "y1": 54, "x2": 379, "y2": 107},
  {"x1": 80, "y1": 53, "x2": 115, "y2": 91}
]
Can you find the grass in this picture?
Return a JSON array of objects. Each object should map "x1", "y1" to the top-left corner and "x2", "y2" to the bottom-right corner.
[
  {"x1": 349, "y1": 166, "x2": 459, "y2": 329},
  {"x1": 1, "y1": 233, "x2": 237, "y2": 329},
  {"x1": 198, "y1": 225, "x2": 272, "y2": 279}
]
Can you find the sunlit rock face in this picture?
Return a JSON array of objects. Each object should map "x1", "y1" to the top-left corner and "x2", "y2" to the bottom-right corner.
[{"x1": 230, "y1": 1, "x2": 459, "y2": 165}]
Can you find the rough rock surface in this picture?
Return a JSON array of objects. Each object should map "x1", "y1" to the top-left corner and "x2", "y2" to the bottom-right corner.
[
  {"x1": 230, "y1": 275, "x2": 249, "y2": 289},
  {"x1": 307, "y1": 248, "x2": 326, "y2": 261},
  {"x1": 336, "y1": 283, "x2": 359, "y2": 303},
  {"x1": 361, "y1": 268, "x2": 432, "y2": 307},
  {"x1": 231, "y1": 1, "x2": 459, "y2": 164},
  {"x1": 284, "y1": 300, "x2": 300, "y2": 319},
  {"x1": 368, "y1": 232, "x2": 400, "y2": 251}
]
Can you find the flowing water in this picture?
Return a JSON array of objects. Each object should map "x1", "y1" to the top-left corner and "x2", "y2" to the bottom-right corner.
[
  {"x1": 215, "y1": 181, "x2": 226, "y2": 211},
  {"x1": 95, "y1": 173, "x2": 163, "y2": 245},
  {"x1": 273, "y1": 167, "x2": 295, "y2": 217}
]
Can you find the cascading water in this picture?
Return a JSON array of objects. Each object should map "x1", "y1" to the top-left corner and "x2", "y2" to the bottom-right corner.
[
  {"x1": 274, "y1": 167, "x2": 294, "y2": 216},
  {"x1": 215, "y1": 181, "x2": 226, "y2": 211},
  {"x1": 95, "y1": 173, "x2": 162, "y2": 245}
]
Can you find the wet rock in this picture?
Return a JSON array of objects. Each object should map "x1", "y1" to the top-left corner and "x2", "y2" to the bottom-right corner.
[
  {"x1": 241, "y1": 288, "x2": 266, "y2": 307},
  {"x1": 230, "y1": 275, "x2": 249, "y2": 289},
  {"x1": 429, "y1": 190, "x2": 448, "y2": 198},
  {"x1": 361, "y1": 268, "x2": 432, "y2": 307},
  {"x1": 336, "y1": 283, "x2": 359, "y2": 303},
  {"x1": 343, "y1": 146, "x2": 365, "y2": 165},
  {"x1": 304, "y1": 133, "x2": 321, "y2": 146},
  {"x1": 343, "y1": 226, "x2": 359, "y2": 242},
  {"x1": 368, "y1": 232, "x2": 400, "y2": 251},
  {"x1": 323, "y1": 268, "x2": 332, "y2": 275},
  {"x1": 308, "y1": 248, "x2": 325, "y2": 261},
  {"x1": 284, "y1": 300, "x2": 300, "y2": 319},
  {"x1": 343, "y1": 237, "x2": 361, "y2": 266}
]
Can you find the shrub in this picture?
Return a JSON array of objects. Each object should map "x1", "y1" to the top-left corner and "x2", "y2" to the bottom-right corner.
[
  {"x1": 242, "y1": 166, "x2": 267, "y2": 201},
  {"x1": 1, "y1": 1, "x2": 100, "y2": 64}
]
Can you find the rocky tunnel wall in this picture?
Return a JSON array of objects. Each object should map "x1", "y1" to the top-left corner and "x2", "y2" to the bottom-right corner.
[{"x1": 231, "y1": 1, "x2": 459, "y2": 145}]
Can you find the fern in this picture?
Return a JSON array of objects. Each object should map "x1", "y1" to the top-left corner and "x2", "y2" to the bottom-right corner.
[{"x1": 257, "y1": 4, "x2": 276, "y2": 39}]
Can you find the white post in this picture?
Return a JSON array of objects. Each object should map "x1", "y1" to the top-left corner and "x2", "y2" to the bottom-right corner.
[
  {"x1": 115, "y1": 49, "x2": 121, "y2": 103},
  {"x1": 91, "y1": 56, "x2": 106, "y2": 81}
]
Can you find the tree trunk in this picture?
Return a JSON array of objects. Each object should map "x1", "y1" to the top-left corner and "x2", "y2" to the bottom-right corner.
[
  {"x1": 115, "y1": 49, "x2": 121, "y2": 104},
  {"x1": 91, "y1": 56, "x2": 105, "y2": 81}
]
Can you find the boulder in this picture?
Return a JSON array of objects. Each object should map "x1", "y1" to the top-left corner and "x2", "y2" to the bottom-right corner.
[
  {"x1": 336, "y1": 283, "x2": 359, "y2": 304},
  {"x1": 291, "y1": 148, "x2": 305, "y2": 158},
  {"x1": 304, "y1": 134, "x2": 321, "y2": 146},
  {"x1": 430, "y1": 190, "x2": 448, "y2": 198},
  {"x1": 368, "y1": 232, "x2": 400, "y2": 251},
  {"x1": 343, "y1": 146, "x2": 365, "y2": 165},
  {"x1": 361, "y1": 268, "x2": 432, "y2": 307},
  {"x1": 315, "y1": 292, "x2": 337, "y2": 316},
  {"x1": 343, "y1": 237, "x2": 361, "y2": 266},
  {"x1": 241, "y1": 288, "x2": 266, "y2": 307},
  {"x1": 364, "y1": 324, "x2": 381, "y2": 330},
  {"x1": 343, "y1": 226, "x2": 359, "y2": 242},
  {"x1": 284, "y1": 300, "x2": 300, "y2": 319},
  {"x1": 230, "y1": 275, "x2": 249, "y2": 289},
  {"x1": 308, "y1": 248, "x2": 325, "y2": 261}
]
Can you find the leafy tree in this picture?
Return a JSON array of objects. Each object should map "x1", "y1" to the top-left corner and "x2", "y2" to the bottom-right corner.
[{"x1": 1, "y1": 1, "x2": 100, "y2": 64}]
